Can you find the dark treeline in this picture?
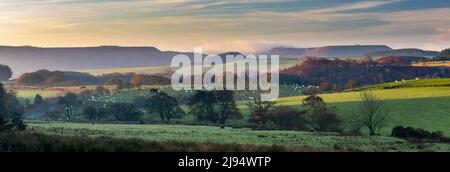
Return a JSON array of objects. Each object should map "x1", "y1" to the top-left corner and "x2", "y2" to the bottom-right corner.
[
  {"x1": 15, "y1": 70, "x2": 171, "y2": 87},
  {"x1": 281, "y1": 57, "x2": 450, "y2": 86}
]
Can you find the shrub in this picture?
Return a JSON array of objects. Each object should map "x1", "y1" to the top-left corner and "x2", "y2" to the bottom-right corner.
[
  {"x1": 270, "y1": 107, "x2": 308, "y2": 130},
  {"x1": 391, "y1": 126, "x2": 448, "y2": 142}
]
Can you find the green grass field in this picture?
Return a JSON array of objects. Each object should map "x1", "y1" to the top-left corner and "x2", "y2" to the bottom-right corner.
[
  {"x1": 27, "y1": 121, "x2": 450, "y2": 152},
  {"x1": 272, "y1": 87, "x2": 450, "y2": 134},
  {"x1": 277, "y1": 86, "x2": 450, "y2": 105}
]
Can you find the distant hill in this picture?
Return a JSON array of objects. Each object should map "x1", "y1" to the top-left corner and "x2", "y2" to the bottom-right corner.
[
  {"x1": 0, "y1": 45, "x2": 436, "y2": 78},
  {"x1": 364, "y1": 48, "x2": 439, "y2": 57},
  {"x1": 281, "y1": 57, "x2": 450, "y2": 86},
  {"x1": 265, "y1": 45, "x2": 392, "y2": 58},
  {"x1": 15, "y1": 69, "x2": 100, "y2": 86},
  {"x1": 14, "y1": 69, "x2": 170, "y2": 87},
  {"x1": 0, "y1": 46, "x2": 199, "y2": 77}
]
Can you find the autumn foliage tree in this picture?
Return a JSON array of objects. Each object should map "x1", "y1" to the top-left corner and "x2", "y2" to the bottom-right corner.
[
  {"x1": 130, "y1": 75, "x2": 145, "y2": 89},
  {"x1": 376, "y1": 56, "x2": 410, "y2": 66},
  {"x1": 319, "y1": 81, "x2": 332, "y2": 93}
]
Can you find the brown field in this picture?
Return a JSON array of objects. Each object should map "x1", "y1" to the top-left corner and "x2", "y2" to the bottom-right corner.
[{"x1": 413, "y1": 61, "x2": 450, "y2": 67}]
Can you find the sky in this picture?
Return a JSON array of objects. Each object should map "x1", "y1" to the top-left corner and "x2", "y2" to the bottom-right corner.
[{"x1": 0, "y1": 0, "x2": 449, "y2": 53}]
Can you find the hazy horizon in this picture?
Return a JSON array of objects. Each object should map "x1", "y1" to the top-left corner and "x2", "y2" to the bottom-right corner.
[{"x1": 1, "y1": 0, "x2": 450, "y2": 53}]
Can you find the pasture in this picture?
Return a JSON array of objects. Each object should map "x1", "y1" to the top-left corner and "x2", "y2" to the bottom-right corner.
[{"x1": 272, "y1": 86, "x2": 450, "y2": 134}]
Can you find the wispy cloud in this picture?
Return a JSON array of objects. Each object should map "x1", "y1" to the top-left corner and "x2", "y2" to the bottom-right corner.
[
  {"x1": 0, "y1": 0, "x2": 449, "y2": 52},
  {"x1": 305, "y1": 0, "x2": 401, "y2": 14}
]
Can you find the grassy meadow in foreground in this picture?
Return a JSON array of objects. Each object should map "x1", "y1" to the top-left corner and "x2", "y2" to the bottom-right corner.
[
  {"x1": 0, "y1": 132, "x2": 340, "y2": 152},
  {"x1": 27, "y1": 121, "x2": 450, "y2": 152}
]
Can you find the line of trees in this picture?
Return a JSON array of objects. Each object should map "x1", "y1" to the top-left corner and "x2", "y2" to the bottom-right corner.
[
  {"x1": 45, "y1": 89, "x2": 241, "y2": 127},
  {"x1": 35, "y1": 86, "x2": 389, "y2": 135}
]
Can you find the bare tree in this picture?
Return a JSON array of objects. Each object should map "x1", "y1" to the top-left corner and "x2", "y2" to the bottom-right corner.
[{"x1": 358, "y1": 91, "x2": 389, "y2": 135}]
